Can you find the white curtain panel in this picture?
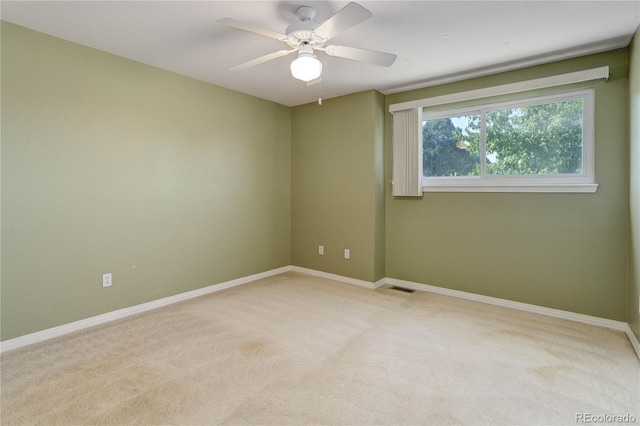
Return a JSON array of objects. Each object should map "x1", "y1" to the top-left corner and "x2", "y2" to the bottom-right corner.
[{"x1": 392, "y1": 108, "x2": 422, "y2": 196}]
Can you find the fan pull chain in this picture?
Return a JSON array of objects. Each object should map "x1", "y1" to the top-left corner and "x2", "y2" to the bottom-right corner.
[{"x1": 318, "y1": 78, "x2": 323, "y2": 106}]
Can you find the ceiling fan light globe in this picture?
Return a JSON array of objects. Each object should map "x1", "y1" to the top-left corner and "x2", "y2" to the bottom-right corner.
[{"x1": 290, "y1": 55, "x2": 322, "y2": 82}]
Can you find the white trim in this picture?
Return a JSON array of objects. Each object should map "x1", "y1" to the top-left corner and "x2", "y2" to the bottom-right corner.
[
  {"x1": 384, "y1": 277, "x2": 627, "y2": 332},
  {"x1": 0, "y1": 266, "x2": 290, "y2": 353},
  {"x1": 389, "y1": 66, "x2": 609, "y2": 113},
  {"x1": 417, "y1": 88, "x2": 597, "y2": 193},
  {"x1": 625, "y1": 324, "x2": 640, "y2": 360},
  {"x1": 3, "y1": 267, "x2": 637, "y2": 362},
  {"x1": 289, "y1": 266, "x2": 378, "y2": 289},
  {"x1": 373, "y1": 277, "x2": 387, "y2": 289},
  {"x1": 422, "y1": 184, "x2": 599, "y2": 193}
]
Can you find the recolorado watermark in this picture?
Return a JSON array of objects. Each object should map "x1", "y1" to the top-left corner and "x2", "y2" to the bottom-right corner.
[{"x1": 576, "y1": 413, "x2": 637, "y2": 424}]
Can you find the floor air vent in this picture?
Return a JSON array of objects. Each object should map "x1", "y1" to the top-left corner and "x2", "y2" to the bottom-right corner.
[{"x1": 390, "y1": 286, "x2": 415, "y2": 293}]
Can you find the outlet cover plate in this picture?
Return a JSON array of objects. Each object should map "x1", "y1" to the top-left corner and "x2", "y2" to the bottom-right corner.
[{"x1": 102, "y1": 273, "x2": 112, "y2": 288}]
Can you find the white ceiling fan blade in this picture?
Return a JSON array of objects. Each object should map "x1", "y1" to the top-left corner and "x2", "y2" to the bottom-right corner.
[
  {"x1": 325, "y1": 45, "x2": 397, "y2": 67},
  {"x1": 314, "y1": 2, "x2": 372, "y2": 40},
  {"x1": 217, "y1": 18, "x2": 286, "y2": 41},
  {"x1": 229, "y1": 49, "x2": 297, "y2": 72}
]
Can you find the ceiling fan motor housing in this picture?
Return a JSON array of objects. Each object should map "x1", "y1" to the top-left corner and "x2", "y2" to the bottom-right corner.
[{"x1": 285, "y1": 6, "x2": 326, "y2": 49}]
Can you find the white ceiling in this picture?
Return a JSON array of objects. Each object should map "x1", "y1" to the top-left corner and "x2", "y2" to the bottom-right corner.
[{"x1": 2, "y1": 1, "x2": 639, "y2": 107}]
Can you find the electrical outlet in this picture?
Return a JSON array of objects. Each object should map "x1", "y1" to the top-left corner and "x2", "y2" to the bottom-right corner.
[
  {"x1": 102, "y1": 273, "x2": 112, "y2": 288},
  {"x1": 344, "y1": 249, "x2": 350, "y2": 260},
  {"x1": 319, "y1": 245, "x2": 324, "y2": 255}
]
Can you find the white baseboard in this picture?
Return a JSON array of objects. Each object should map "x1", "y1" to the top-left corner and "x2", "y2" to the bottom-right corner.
[
  {"x1": 385, "y1": 277, "x2": 627, "y2": 332},
  {"x1": 2, "y1": 266, "x2": 637, "y2": 361},
  {"x1": 291, "y1": 270, "x2": 636, "y2": 359},
  {"x1": 0, "y1": 266, "x2": 290, "y2": 353},
  {"x1": 289, "y1": 266, "x2": 382, "y2": 290},
  {"x1": 290, "y1": 269, "x2": 630, "y2": 334},
  {"x1": 626, "y1": 324, "x2": 640, "y2": 360}
]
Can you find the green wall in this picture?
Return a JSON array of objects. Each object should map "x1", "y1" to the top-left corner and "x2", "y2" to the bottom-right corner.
[
  {"x1": 1, "y1": 22, "x2": 292, "y2": 341},
  {"x1": 291, "y1": 91, "x2": 385, "y2": 282},
  {"x1": 629, "y1": 31, "x2": 640, "y2": 340},
  {"x1": 2, "y1": 20, "x2": 636, "y2": 342},
  {"x1": 385, "y1": 50, "x2": 630, "y2": 321}
]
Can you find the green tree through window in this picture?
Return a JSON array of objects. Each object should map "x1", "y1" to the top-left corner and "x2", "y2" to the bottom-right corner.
[
  {"x1": 423, "y1": 96, "x2": 584, "y2": 178},
  {"x1": 423, "y1": 115, "x2": 479, "y2": 177},
  {"x1": 485, "y1": 100, "x2": 583, "y2": 175}
]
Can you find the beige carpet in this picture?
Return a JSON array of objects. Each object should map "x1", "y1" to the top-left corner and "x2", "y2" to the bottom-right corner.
[{"x1": 1, "y1": 272, "x2": 638, "y2": 425}]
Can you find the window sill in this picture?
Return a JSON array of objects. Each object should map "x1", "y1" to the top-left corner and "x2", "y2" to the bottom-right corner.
[{"x1": 422, "y1": 183, "x2": 599, "y2": 193}]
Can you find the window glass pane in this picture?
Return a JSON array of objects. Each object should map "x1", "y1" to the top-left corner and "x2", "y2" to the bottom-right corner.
[
  {"x1": 485, "y1": 99, "x2": 583, "y2": 176},
  {"x1": 423, "y1": 114, "x2": 481, "y2": 177}
]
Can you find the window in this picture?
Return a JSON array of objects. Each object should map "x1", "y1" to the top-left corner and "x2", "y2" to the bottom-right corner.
[
  {"x1": 390, "y1": 67, "x2": 608, "y2": 195},
  {"x1": 421, "y1": 89, "x2": 596, "y2": 192}
]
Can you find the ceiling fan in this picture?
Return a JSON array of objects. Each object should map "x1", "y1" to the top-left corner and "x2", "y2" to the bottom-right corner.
[{"x1": 217, "y1": 2, "x2": 397, "y2": 83}]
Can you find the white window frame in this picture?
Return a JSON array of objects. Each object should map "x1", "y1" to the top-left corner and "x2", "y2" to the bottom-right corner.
[
  {"x1": 421, "y1": 88, "x2": 597, "y2": 193},
  {"x1": 389, "y1": 66, "x2": 608, "y2": 195}
]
